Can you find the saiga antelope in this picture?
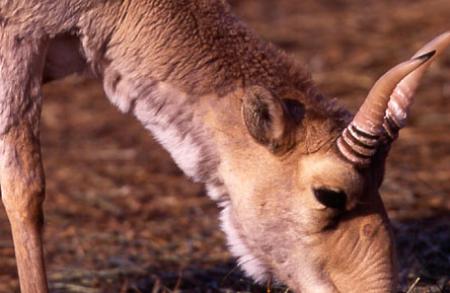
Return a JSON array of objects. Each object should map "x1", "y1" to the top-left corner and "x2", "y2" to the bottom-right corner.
[{"x1": 0, "y1": 1, "x2": 449, "y2": 292}]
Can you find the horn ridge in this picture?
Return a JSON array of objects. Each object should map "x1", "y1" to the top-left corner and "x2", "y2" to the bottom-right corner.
[
  {"x1": 349, "y1": 124, "x2": 379, "y2": 142},
  {"x1": 337, "y1": 133, "x2": 372, "y2": 166},
  {"x1": 383, "y1": 114, "x2": 400, "y2": 141},
  {"x1": 342, "y1": 129, "x2": 377, "y2": 155}
]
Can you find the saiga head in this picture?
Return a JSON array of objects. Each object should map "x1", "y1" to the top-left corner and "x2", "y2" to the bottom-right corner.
[{"x1": 219, "y1": 32, "x2": 450, "y2": 292}]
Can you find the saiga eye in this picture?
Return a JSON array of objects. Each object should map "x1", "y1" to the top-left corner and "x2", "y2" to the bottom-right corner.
[{"x1": 313, "y1": 188, "x2": 347, "y2": 210}]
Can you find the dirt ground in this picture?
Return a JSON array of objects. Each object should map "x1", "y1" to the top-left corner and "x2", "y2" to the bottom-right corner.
[{"x1": 0, "y1": 1, "x2": 449, "y2": 292}]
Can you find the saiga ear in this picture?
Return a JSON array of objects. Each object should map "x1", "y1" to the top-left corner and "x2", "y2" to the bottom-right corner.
[{"x1": 242, "y1": 86, "x2": 304, "y2": 154}]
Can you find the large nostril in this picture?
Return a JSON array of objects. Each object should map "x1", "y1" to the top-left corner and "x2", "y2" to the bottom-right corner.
[
  {"x1": 361, "y1": 219, "x2": 385, "y2": 240},
  {"x1": 363, "y1": 223, "x2": 376, "y2": 238}
]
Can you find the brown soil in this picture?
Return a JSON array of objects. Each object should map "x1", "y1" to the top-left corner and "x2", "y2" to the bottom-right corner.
[{"x1": 0, "y1": 1, "x2": 449, "y2": 292}]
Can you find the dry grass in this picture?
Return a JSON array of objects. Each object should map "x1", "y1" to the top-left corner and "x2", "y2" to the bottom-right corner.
[{"x1": 0, "y1": 1, "x2": 449, "y2": 292}]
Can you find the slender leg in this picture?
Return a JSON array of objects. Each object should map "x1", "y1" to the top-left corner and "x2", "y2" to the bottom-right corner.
[{"x1": 0, "y1": 34, "x2": 49, "y2": 293}]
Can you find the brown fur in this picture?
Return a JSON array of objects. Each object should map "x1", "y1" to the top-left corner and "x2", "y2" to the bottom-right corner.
[{"x1": 0, "y1": 1, "x2": 423, "y2": 292}]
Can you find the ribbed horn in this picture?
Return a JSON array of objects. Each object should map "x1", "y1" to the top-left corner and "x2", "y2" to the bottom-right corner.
[
  {"x1": 337, "y1": 50, "x2": 435, "y2": 165},
  {"x1": 384, "y1": 31, "x2": 450, "y2": 140}
]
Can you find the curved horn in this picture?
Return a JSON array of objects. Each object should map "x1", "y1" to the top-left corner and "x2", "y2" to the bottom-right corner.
[
  {"x1": 384, "y1": 31, "x2": 450, "y2": 139},
  {"x1": 337, "y1": 51, "x2": 435, "y2": 165}
]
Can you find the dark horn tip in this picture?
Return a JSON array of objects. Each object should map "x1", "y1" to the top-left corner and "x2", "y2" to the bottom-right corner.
[{"x1": 414, "y1": 50, "x2": 436, "y2": 61}]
